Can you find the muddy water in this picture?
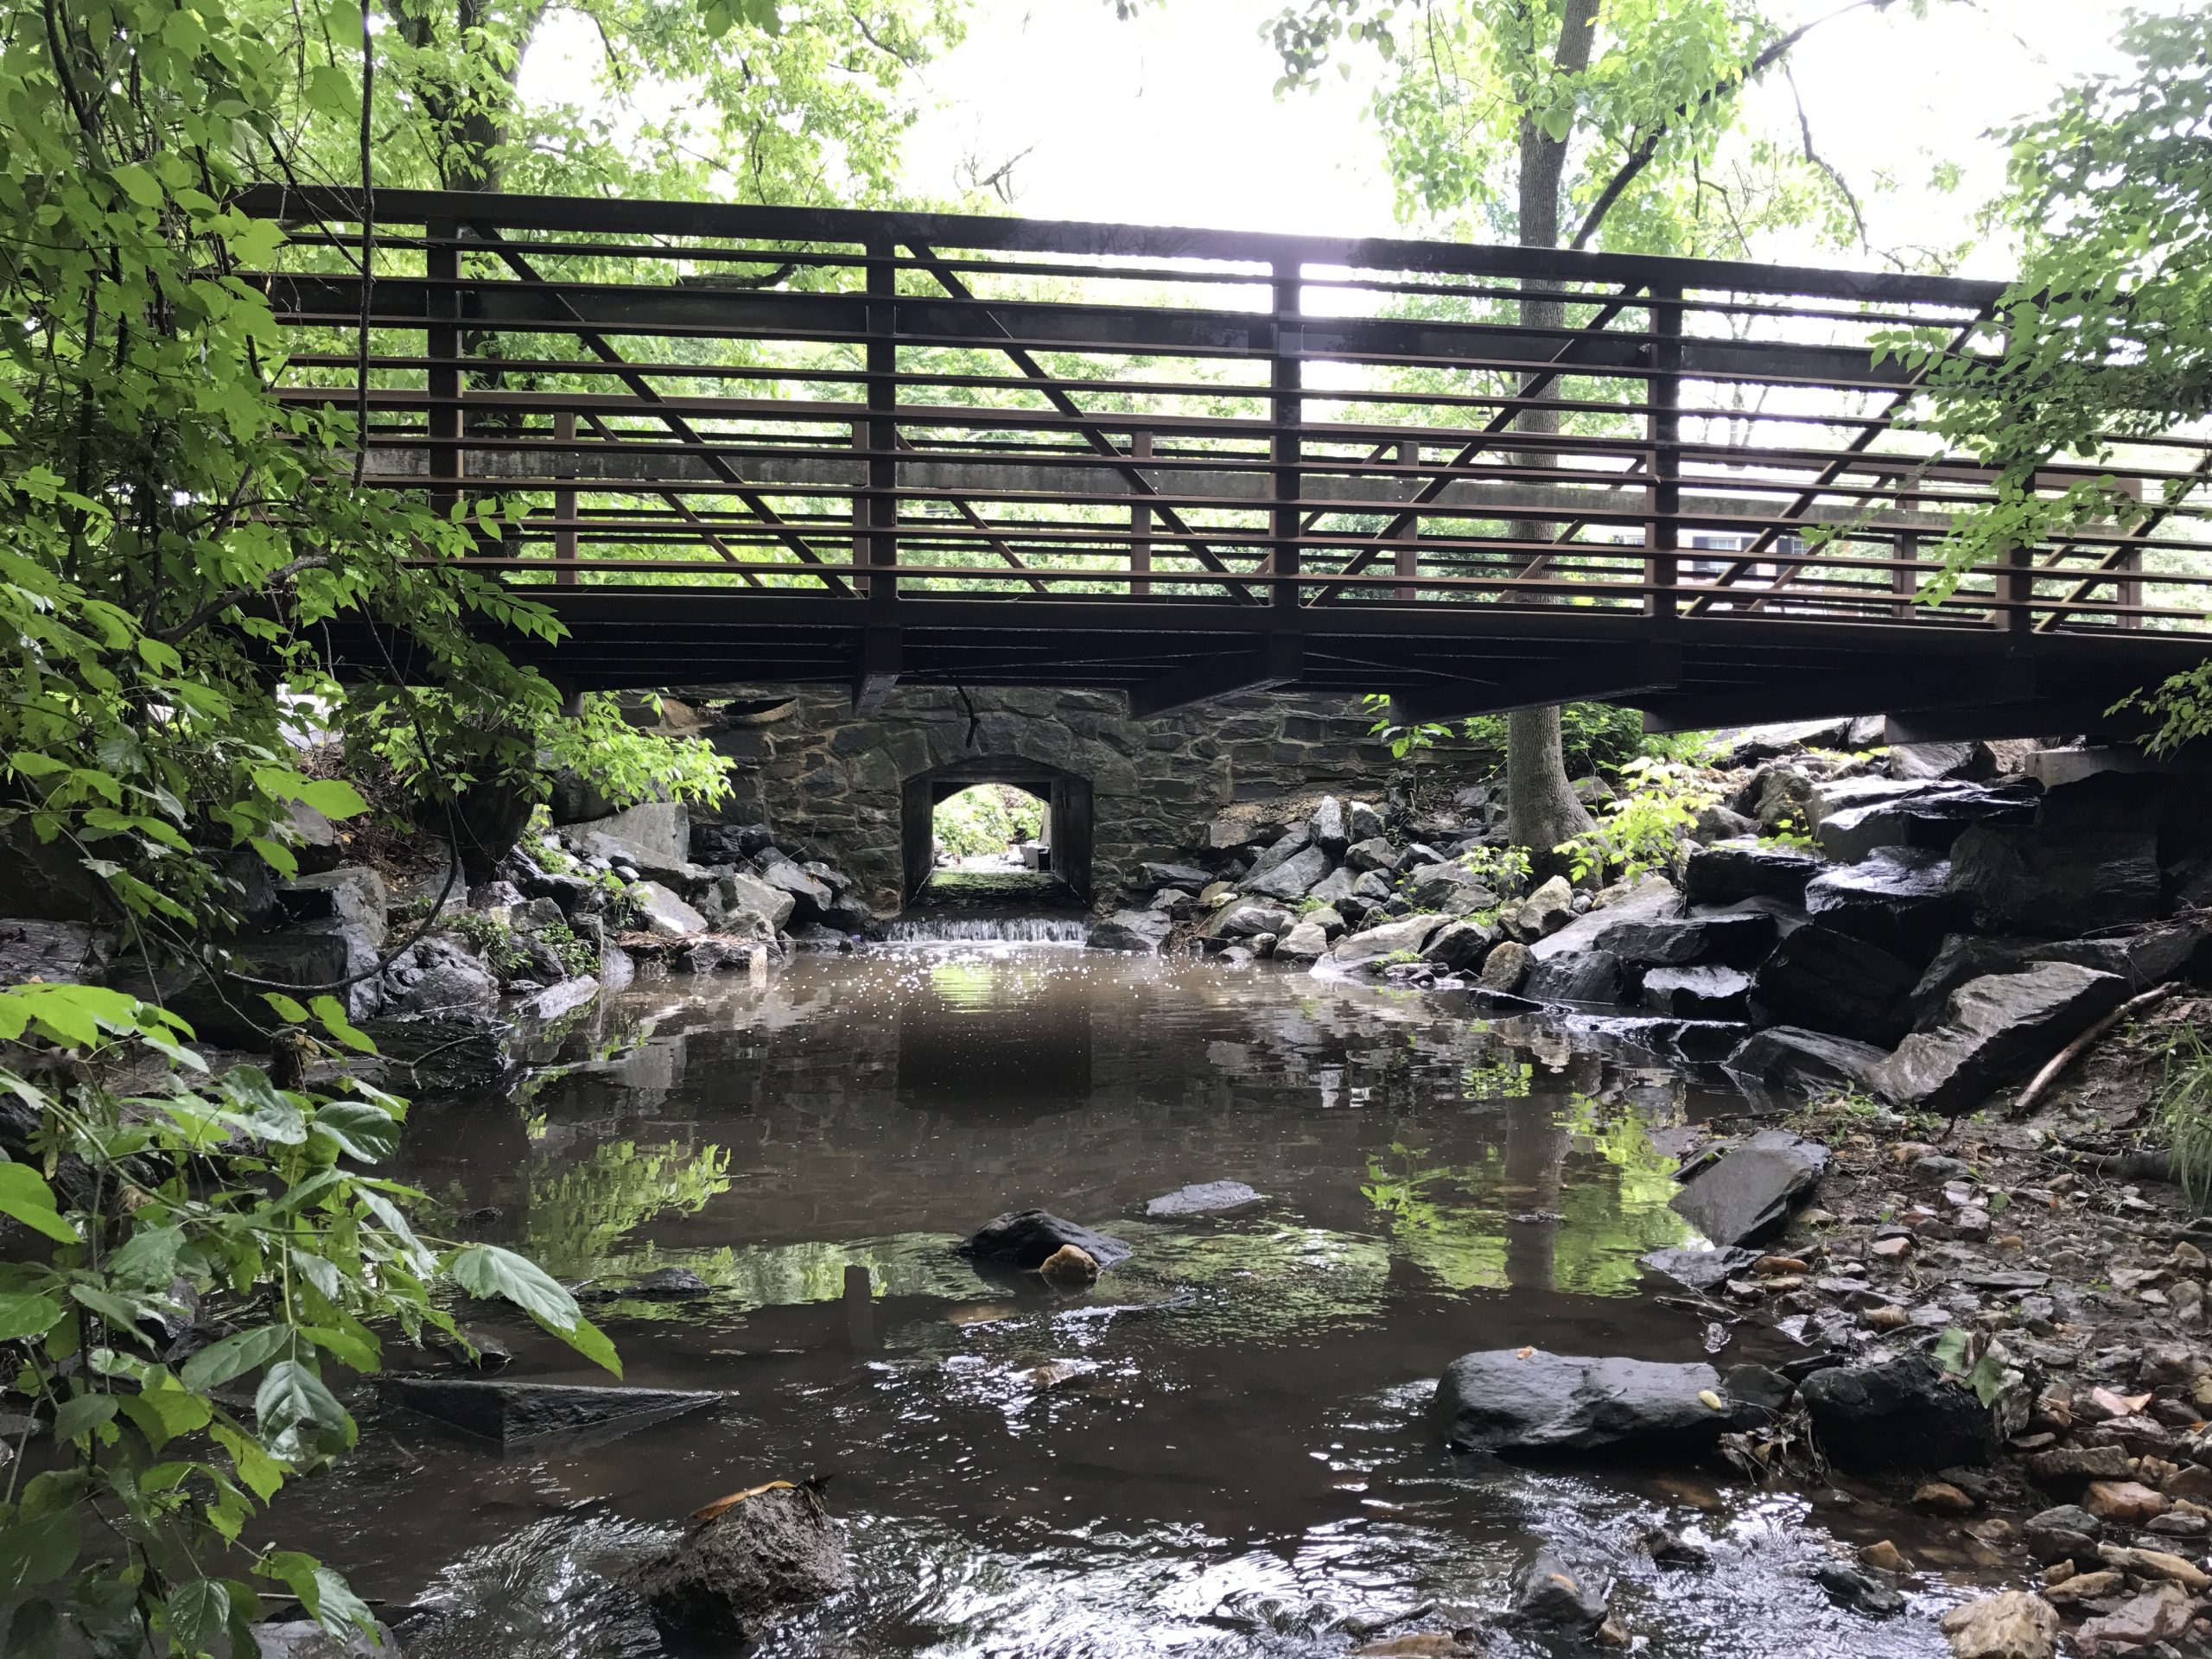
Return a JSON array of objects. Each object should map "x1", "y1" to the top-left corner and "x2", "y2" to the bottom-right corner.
[{"x1": 286, "y1": 945, "x2": 1970, "y2": 1656}]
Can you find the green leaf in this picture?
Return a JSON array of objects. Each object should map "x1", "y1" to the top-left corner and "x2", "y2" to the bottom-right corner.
[
  {"x1": 181, "y1": 1324, "x2": 292, "y2": 1392},
  {"x1": 292, "y1": 779, "x2": 368, "y2": 821},
  {"x1": 0, "y1": 1294, "x2": 60, "y2": 1342},
  {"x1": 0, "y1": 1166, "x2": 73, "y2": 1245},
  {"x1": 311, "y1": 1101, "x2": 399, "y2": 1162},
  {"x1": 111, "y1": 164, "x2": 164, "y2": 207},
  {"x1": 259, "y1": 991, "x2": 310, "y2": 1025},
  {"x1": 448, "y1": 1244, "x2": 582, "y2": 1328},
  {"x1": 310, "y1": 995, "x2": 376, "y2": 1055},
  {"x1": 214, "y1": 1067, "x2": 308, "y2": 1145},
  {"x1": 0, "y1": 1512, "x2": 78, "y2": 1596},
  {"x1": 50, "y1": 1394, "x2": 116, "y2": 1445},
  {"x1": 250, "y1": 837, "x2": 300, "y2": 879},
  {"x1": 2, "y1": 1599, "x2": 56, "y2": 1659},
  {"x1": 307, "y1": 1567, "x2": 375, "y2": 1638},
  {"x1": 117, "y1": 1382, "x2": 211, "y2": 1453},
  {"x1": 166, "y1": 1579, "x2": 230, "y2": 1657},
  {"x1": 253, "y1": 1359, "x2": 353, "y2": 1462}
]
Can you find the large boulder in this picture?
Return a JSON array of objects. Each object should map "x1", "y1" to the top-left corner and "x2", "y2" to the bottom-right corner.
[
  {"x1": 957, "y1": 1209, "x2": 1132, "y2": 1271},
  {"x1": 1138, "y1": 861, "x2": 1212, "y2": 890},
  {"x1": 1478, "y1": 939, "x2": 1532, "y2": 992},
  {"x1": 1910, "y1": 922, "x2": 2202, "y2": 1028},
  {"x1": 1504, "y1": 874, "x2": 1573, "y2": 939},
  {"x1": 378, "y1": 1376, "x2": 721, "y2": 1446},
  {"x1": 227, "y1": 925, "x2": 385, "y2": 1023},
  {"x1": 719, "y1": 869, "x2": 797, "y2": 931},
  {"x1": 0, "y1": 820, "x2": 114, "y2": 922},
  {"x1": 1869, "y1": 963, "x2": 2130, "y2": 1114},
  {"x1": 1421, "y1": 918, "x2": 1496, "y2": 972},
  {"x1": 1522, "y1": 950, "x2": 1626, "y2": 1005},
  {"x1": 1246, "y1": 826, "x2": 1313, "y2": 880},
  {"x1": 1272, "y1": 919, "x2": 1330, "y2": 962},
  {"x1": 1802, "y1": 847, "x2": 1959, "y2": 961},
  {"x1": 1682, "y1": 841, "x2": 1822, "y2": 906},
  {"x1": 1814, "y1": 779, "x2": 2035, "y2": 863},
  {"x1": 1800, "y1": 1350, "x2": 1995, "y2": 1471},
  {"x1": 570, "y1": 801, "x2": 690, "y2": 869},
  {"x1": 1668, "y1": 1128, "x2": 1828, "y2": 1246},
  {"x1": 382, "y1": 935, "x2": 500, "y2": 1017},
  {"x1": 1525, "y1": 876, "x2": 1679, "y2": 963},
  {"x1": 1511, "y1": 1549, "x2": 1610, "y2": 1637},
  {"x1": 1640, "y1": 964, "x2": 1751, "y2": 1020},
  {"x1": 1204, "y1": 900, "x2": 1294, "y2": 941},
  {"x1": 1404, "y1": 861, "x2": 1497, "y2": 916},
  {"x1": 626, "y1": 1484, "x2": 848, "y2": 1645},
  {"x1": 633, "y1": 881, "x2": 708, "y2": 938},
  {"x1": 1247, "y1": 844, "x2": 1332, "y2": 902},
  {"x1": 1748, "y1": 923, "x2": 1916, "y2": 1046},
  {"x1": 1315, "y1": 916, "x2": 1446, "y2": 974},
  {"x1": 277, "y1": 865, "x2": 390, "y2": 949},
  {"x1": 1599, "y1": 909, "x2": 1778, "y2": 969},
  {"x1": 0, "y1": 919, "x2": 112, "y2": 985},
  {"x1": 754, "y1": 858, "x2": 834, "y2": 920},
  {"x1": 355, "y1": 1013, "x2": 514, "y2": 1097},
  {"x1": 1938, "y1": 1593, "x2": 2060, "y2": 1659},
  {"x1": 1090, "y1": 910, "x2": 1173, "y2": 953},
  {"x1": 1723, "y1": 1027, "x2": 1887, "y2": 1092},
  {"x1": 1344, "y1": 836, "x2": 1400, "y2": 874},
  {"x1": 1945, "y1": 824, "x2": 2162, "y2": 937},
  {"x1": 1433, "y1": 1349, "x2": 1727, "y2": 1458},
  {"x1": 1308, "y1": 797, "x2": 1349, "y2": 856}
]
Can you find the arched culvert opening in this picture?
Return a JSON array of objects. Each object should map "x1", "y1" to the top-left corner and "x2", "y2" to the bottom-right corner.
[{"x1": 901, "y1": 759, "x2": 1094, "y2": 909}]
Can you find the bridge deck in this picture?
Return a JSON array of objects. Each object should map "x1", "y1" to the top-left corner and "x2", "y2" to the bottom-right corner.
[{"x1": 240, "y1": 188, "x2": 2212, "y2": 732}]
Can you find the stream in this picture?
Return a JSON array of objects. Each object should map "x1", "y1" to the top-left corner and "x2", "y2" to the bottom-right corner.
[{"x1": 279, "y1": 942, "x2": 1989, "y2": 1656}]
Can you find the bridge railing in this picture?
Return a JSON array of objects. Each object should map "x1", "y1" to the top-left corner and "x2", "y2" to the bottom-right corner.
[{"x1": 238, "y1": 188, "x2": 2212, "y2": 637}]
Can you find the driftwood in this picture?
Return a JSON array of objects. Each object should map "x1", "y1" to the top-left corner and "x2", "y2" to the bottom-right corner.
[{"x1": 2013, "y1": 984, "x2": 2177, "y2": 1114}]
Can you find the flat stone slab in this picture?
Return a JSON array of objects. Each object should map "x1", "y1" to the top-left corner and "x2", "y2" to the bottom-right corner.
[
  {"x1": 1435, "y1": 1349, "x2": 1728, "y2": 1458},
  {"x1": 1668, "y1": 1128, "x2": 1829, "y2": 1247},
  {"x1": 1640, "y1": 1245, "x2": 1759, "y2": 1294},
  {"x1": 1142, "y1": 1180, "x2": 1262, "y2": 1219},
  {"x1": 378, "y1": 1376, "x2": 721, "y2": 1446}
]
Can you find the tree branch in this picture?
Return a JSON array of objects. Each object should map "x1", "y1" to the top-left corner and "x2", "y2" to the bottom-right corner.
[
  {"x1": 1567, "y1": 0, "x2": 1893, "y2": 251},
  {"x1": 157, "y1": 556, "x2": 329, "y2": 643}
]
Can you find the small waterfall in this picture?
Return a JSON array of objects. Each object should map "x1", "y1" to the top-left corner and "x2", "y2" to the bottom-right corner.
[{"x1": 882, "y1": 916, "x2": 1092, "y2": 944}]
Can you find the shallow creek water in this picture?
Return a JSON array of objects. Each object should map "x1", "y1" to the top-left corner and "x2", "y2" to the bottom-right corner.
[{"x1": 283, "y1": 944, "x2": 1986, "y2": 1656}]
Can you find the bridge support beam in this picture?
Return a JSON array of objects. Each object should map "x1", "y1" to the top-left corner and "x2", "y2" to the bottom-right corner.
[
  {"x1": 1389, "y1": 644, "x2": 1681, "y2": 724},
  {"x1": 1640, "y1": 654, "x2": 2035, "y2": 734},
  {"x1": 1128, "y1": 634, "x2": 1302, "y2": 720},
  {"x1": 854, "y1": 626, "x2": 900, "y2": 715}
]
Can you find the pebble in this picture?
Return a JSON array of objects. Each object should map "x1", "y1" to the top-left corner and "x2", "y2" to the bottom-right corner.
[
  {"x1": 1861, "y1": 1305, "x2": 1909, "y2": 1331},
  {"x1": 1871, "y1": 1236, "x2": 1911, "y2": 1260},
  {"x1": 2041, "y1": 1568, "x2": 2122, "y2": 1605},
  {"x1": 1858, "y1": 1539, "x2": 1910, "y2": 1573}
]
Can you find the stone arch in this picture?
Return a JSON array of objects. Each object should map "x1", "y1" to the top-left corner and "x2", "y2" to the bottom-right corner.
[{"x1": 900, "y1": 755, "x2": 1096, "y2": 906}]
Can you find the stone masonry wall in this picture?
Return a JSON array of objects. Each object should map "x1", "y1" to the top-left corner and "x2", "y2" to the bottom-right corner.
[{"x1": 646, "y1": 684, "x2": 1493, "y2": 915}]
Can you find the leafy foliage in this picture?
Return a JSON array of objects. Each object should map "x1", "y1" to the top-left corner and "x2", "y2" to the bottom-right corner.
[
  {"x1": 933, "y1": 784, "x2": 1047, "y2": 858},
  {"x1": 0, "y1": 984, "x2": 615, "y2": 1654},
  {"x1": 1554, "y1": 756, "x2": 1720, "y2": 881}
]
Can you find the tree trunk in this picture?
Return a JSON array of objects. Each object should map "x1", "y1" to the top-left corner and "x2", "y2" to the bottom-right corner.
[{"x1": 1503, "y1": 0, "x2": 1602, "y2": 858}]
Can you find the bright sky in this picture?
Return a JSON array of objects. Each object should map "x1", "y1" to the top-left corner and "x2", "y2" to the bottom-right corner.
[{"x1": 522, "y1": 0, "x2": 2163, "y2": 279}]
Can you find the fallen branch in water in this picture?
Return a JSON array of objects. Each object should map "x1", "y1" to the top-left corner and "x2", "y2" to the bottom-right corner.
[{"x1": 2013, "y1": 983, "x2": 2177, "y2": 1114}]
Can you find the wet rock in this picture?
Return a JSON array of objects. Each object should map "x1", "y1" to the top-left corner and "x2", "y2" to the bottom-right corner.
[
  {"x1": 0, "y1": 918, "x2": 112, "y2": 985},
  {"x1": 2075, "y1": 1584, "x2": 2193, "y2": 1654},
  {"x1": 1138, "y1": 861, "x2": 1213, "y2": 890},
  {"x1": 1422, "y1": 919, "x2": 1496, "y2": 972},
  {"x1": 626, "y1": 1482, "x2": 848, "y2": 1644},
  {"x1": 1938, "y1": 1592, "x2": 2059, "y2": 1659},
  {"x1": 1814, "y1": 1560, "x2": 1904, "y2": 1618},
  {"x1": 632, "y1": 1268, "x2": 712, "y2": 1300},
  {"x1": 2083, "y1": 1479, "x2": 2168, "y2": 1522},
  {"x1": 276, "y1": 865, "x2": 391, "y2": 949},
  {"x1": 1510, "y1": 1549, "x2": 1609, "y2": 1635},
  {"x1": 1349, "y1": 799, "x2": 1386, "y2": 841},
  {"x1": 957, "y1": 1209, "x2": 1132, "y2": 1271},
  {"x1": 517, "y1": 975, "x2": 601, "y2": 1023},
  {"x1": 1205, "y1": 900, "x2": 1296, "y2": 941},
  {"x1": 719, "y1": 869, "x2": 797, "y2": 931},
  {"x1": 1694, "y1": 803, "x2": 1758, "y2": 842},
  {"x1": 1090, "y1": 909, "x2": 1174, "y2": 954},
  {"x1": 1525, "y1": 875, "x2": 1679, "y2": 963},
  {"x1": 1273, "y1": 919, "x2": 1330, "y2": 962},
  {"x1": 1946, "y1": 824, "x2": 2162, "y2": 936},
  {"x1": 1434, "y1": 1349, "x2": 1727, "y2": 1458},
  {"x1": 1800, "y1": 1351, "x2": 1995, "y2": 1471},
  {"x1": 378, "y1": 1377, "x2": 721, "y2": 1447},
  {"x1": 2099, "y1": 1543, "x2": 2208, "y2": 1592},
  {"x1": 355, "y1": 1014, "x2": 514, "y2": 1097},
  {"x1": 1316, "y1": 916, "x2": 1446, "y2": 974},
  {"x1": 1143, "y1": 1181, "x2": 1262, "y2": 1219},
  {"x1": 1859, "y1": 1540, "x2": 1910, "y2": 1573},
  {"x1": 1682, "y1": 840, "x2": 1823, "y2": 906},
  {"x1": 1868, "y1": 963, "x2": 2129, "y2": 1115},
  {"x1": 1748, "y1": 923, "x2": 1916, "y2": 1046},
  {"x1": 0, "y1": 818, "x2": 114, "y2": 922},
  {"x1": 1478, "y1": 940, "x2": 1531, "y2": 992},
  {"x1": 1522, "y1": 949, "x2": 1625, "y2": 1006},
  {"x1": 1720, "y1": 716, "x2": 1863, "y2": 765},
  {"x1": 1802, "y1": 847, "x2": 1959, "y2": 959},
  {"x1": 1813, "y1": 779, "x2": 2037, "y2": 863},
  {"x1": 2025, "y1": 1445, "x2": 2134, "y2": 1495},
  {"x1": 1601, "y1": 910, "x2": 1778, "y2": 969},
  {"x1": 1910, "y1": 925, "x2": 2204, "y2": 1027},
  {"x1": 669, "y1": 937, "x2": 764, "y2": 976},
  {"x1": 1249, "y1": 845, "x2": 1332, "y2": 902},
  {"x1": 245, "y1": 1618, "x2": 407, "y2": 1657},
  {"x1": 1641, "y1": 1526, "x2": 1711, "y2": 1568},
  {"x1": 1891, "y1": 741, "x2": 1979, "y2": 780},
  {"x1": 1039, "y1": 1244, "x2": 1098, "y2": 1286},
  {"x1": 1912, "y1": 1479, "x2": 1976, "y2": 1515},
  {"x1": 1309, "y1": 797, "x2": 1350, "y2": 856},
  {"x1": 571, "y1": 802, "x2": 690, "y2": 868},
  {"x1": 383, "y1": 935, "x2": 501, "y2": 1017},
  {"x1": 1640, "y1": 1245, "x2": 1760, "y2": 1294},
  {"x1": 1640, "y1": 964, "x2": 1751, "y2": 1020},
  {"x1": 1668, "y1": 1128, "x2": 1829, "y2": 1247},
  {"x1": 633, "y1": 881, "x2": 708, "y2": 938},
  {"x1": 1723, "y1": 1027, "x2": 1886, "y2": 1092}
]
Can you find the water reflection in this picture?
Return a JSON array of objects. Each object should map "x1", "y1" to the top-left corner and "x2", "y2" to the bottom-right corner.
[{"x1": 271, "y1": 946, "x2": 1963, "y2": 1659}]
